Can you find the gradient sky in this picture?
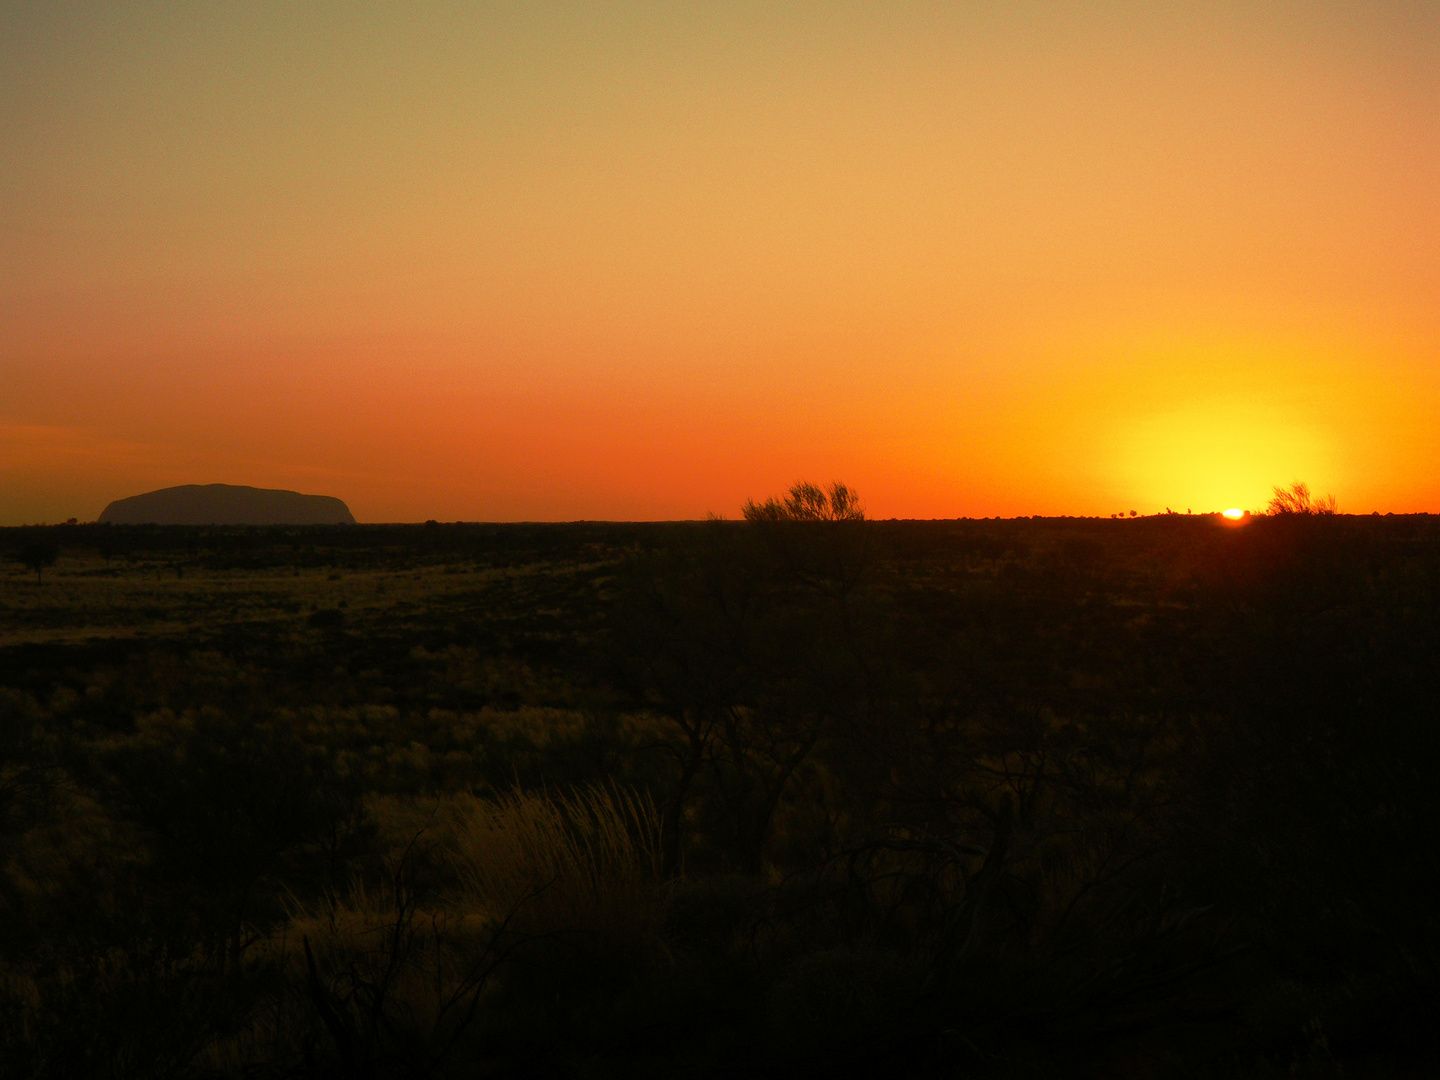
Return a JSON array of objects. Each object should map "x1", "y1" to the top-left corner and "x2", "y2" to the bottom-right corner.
[{"x1": 2, "y1": 1, "x2": 1436, "y2": 523}]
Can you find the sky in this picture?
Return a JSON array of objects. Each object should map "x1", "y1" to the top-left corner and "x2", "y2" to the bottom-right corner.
[{"x1": 2, "y1": 1, "x2": 1436, "y2": 523}]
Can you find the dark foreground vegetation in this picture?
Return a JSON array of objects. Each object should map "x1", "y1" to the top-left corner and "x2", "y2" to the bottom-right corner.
[{"x1": 2, "y1": 509, "x2": 1438, "y2": 1077}]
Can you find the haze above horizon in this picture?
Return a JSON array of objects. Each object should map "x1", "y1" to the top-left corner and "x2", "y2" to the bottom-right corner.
[{"x1": 3, "y1": 2, "x2": 1436, "y2": 524}]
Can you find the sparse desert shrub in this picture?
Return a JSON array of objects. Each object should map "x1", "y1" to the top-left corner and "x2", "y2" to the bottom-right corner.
[
  {"x1": 742, "y1": 480, "x2": 864, "y2": 523},
  {"x1": 1267, "y1": 480, "x2": 1338, "y2": 516}
]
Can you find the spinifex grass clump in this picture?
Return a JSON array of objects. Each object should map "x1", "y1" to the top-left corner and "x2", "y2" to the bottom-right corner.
[{"x1": 445, "y1": 785, "x2": 666, "y2": 944}]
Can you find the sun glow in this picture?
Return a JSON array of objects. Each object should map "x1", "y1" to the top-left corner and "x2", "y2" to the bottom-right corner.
[
  {"x1": 1098, "y1": 385, "x2": 1338, "y2": 516},
  {"x1": 1222, "y1": 508, "x2": 1245, "y2": 520}
]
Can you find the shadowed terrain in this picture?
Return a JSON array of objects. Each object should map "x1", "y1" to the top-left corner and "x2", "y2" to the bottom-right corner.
[{"x1": 1, "y1": 512, "x2": 1437, "y2": 1077}]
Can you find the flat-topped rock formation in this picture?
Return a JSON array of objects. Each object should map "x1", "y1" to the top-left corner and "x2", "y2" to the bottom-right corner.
[{"x1": 98, "y1": 484, "x2": 355, "y2": 525}]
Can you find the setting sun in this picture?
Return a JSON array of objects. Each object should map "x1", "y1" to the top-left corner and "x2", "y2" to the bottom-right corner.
[{"x1": 1223, "y1": 508, "x2": 1245, "y2": 520}]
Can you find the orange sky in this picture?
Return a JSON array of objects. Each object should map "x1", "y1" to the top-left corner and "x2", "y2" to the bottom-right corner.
[{"x1": 2, "y1": 2, "x2": 1437, "y2": 523}]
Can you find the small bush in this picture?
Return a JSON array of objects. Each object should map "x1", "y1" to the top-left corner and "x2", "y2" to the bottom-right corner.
[{"x1": 1267, "y1": 481, "x2": 1338, "y2": 516}]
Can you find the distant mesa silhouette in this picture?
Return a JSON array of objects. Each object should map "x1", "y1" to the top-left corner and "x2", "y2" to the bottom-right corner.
[{"x1": 98, "y1": 484, "x2": 356, "y2": 526}]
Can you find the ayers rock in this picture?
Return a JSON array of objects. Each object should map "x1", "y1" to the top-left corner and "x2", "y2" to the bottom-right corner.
[{"x1": 98, "y1": 484, "x2": 356, "y2": 526}]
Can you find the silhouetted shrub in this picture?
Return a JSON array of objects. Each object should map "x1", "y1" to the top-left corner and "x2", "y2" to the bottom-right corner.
[
  {"x1": 742, "y1": 480, "x2": 864, "y2": 523},
  {"x1": 1267, "y1": 480, "x2": 1338, "y2": 515}
]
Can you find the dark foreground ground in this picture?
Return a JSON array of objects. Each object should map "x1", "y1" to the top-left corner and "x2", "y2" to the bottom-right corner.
[{"x1": 2, "y1": 514, "x2": 1438, "y2": 1078}]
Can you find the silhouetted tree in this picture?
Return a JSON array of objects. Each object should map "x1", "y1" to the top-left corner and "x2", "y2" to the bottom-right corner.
[
  {"x1": 1267, "y1": 480, "x2": 1337, "y2": 516},
  {"x1": 17, "y1": 536, "x2": 59, "y2": 584}
]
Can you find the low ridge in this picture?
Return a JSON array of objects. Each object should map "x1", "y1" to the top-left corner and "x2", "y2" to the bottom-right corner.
[{"x1": 98, "y1": 484, "x2": 356, "y2": 525}]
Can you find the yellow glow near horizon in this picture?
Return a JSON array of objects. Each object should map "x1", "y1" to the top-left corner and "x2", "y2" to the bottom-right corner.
[
  {"x1": 1109, "y1": 400, "x2": 1332, "y2": 515},
  {"x1": 1075, "y1": 330, "x2": 1358, "y2": 517},
  {"x1": 1223, "y1": 508, "x2": 1244, "y2": 519}
]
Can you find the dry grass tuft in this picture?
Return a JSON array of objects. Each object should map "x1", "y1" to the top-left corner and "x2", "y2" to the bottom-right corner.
[{"x1": 444, "y1": 785, "x2": 666, "y2": 942}]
